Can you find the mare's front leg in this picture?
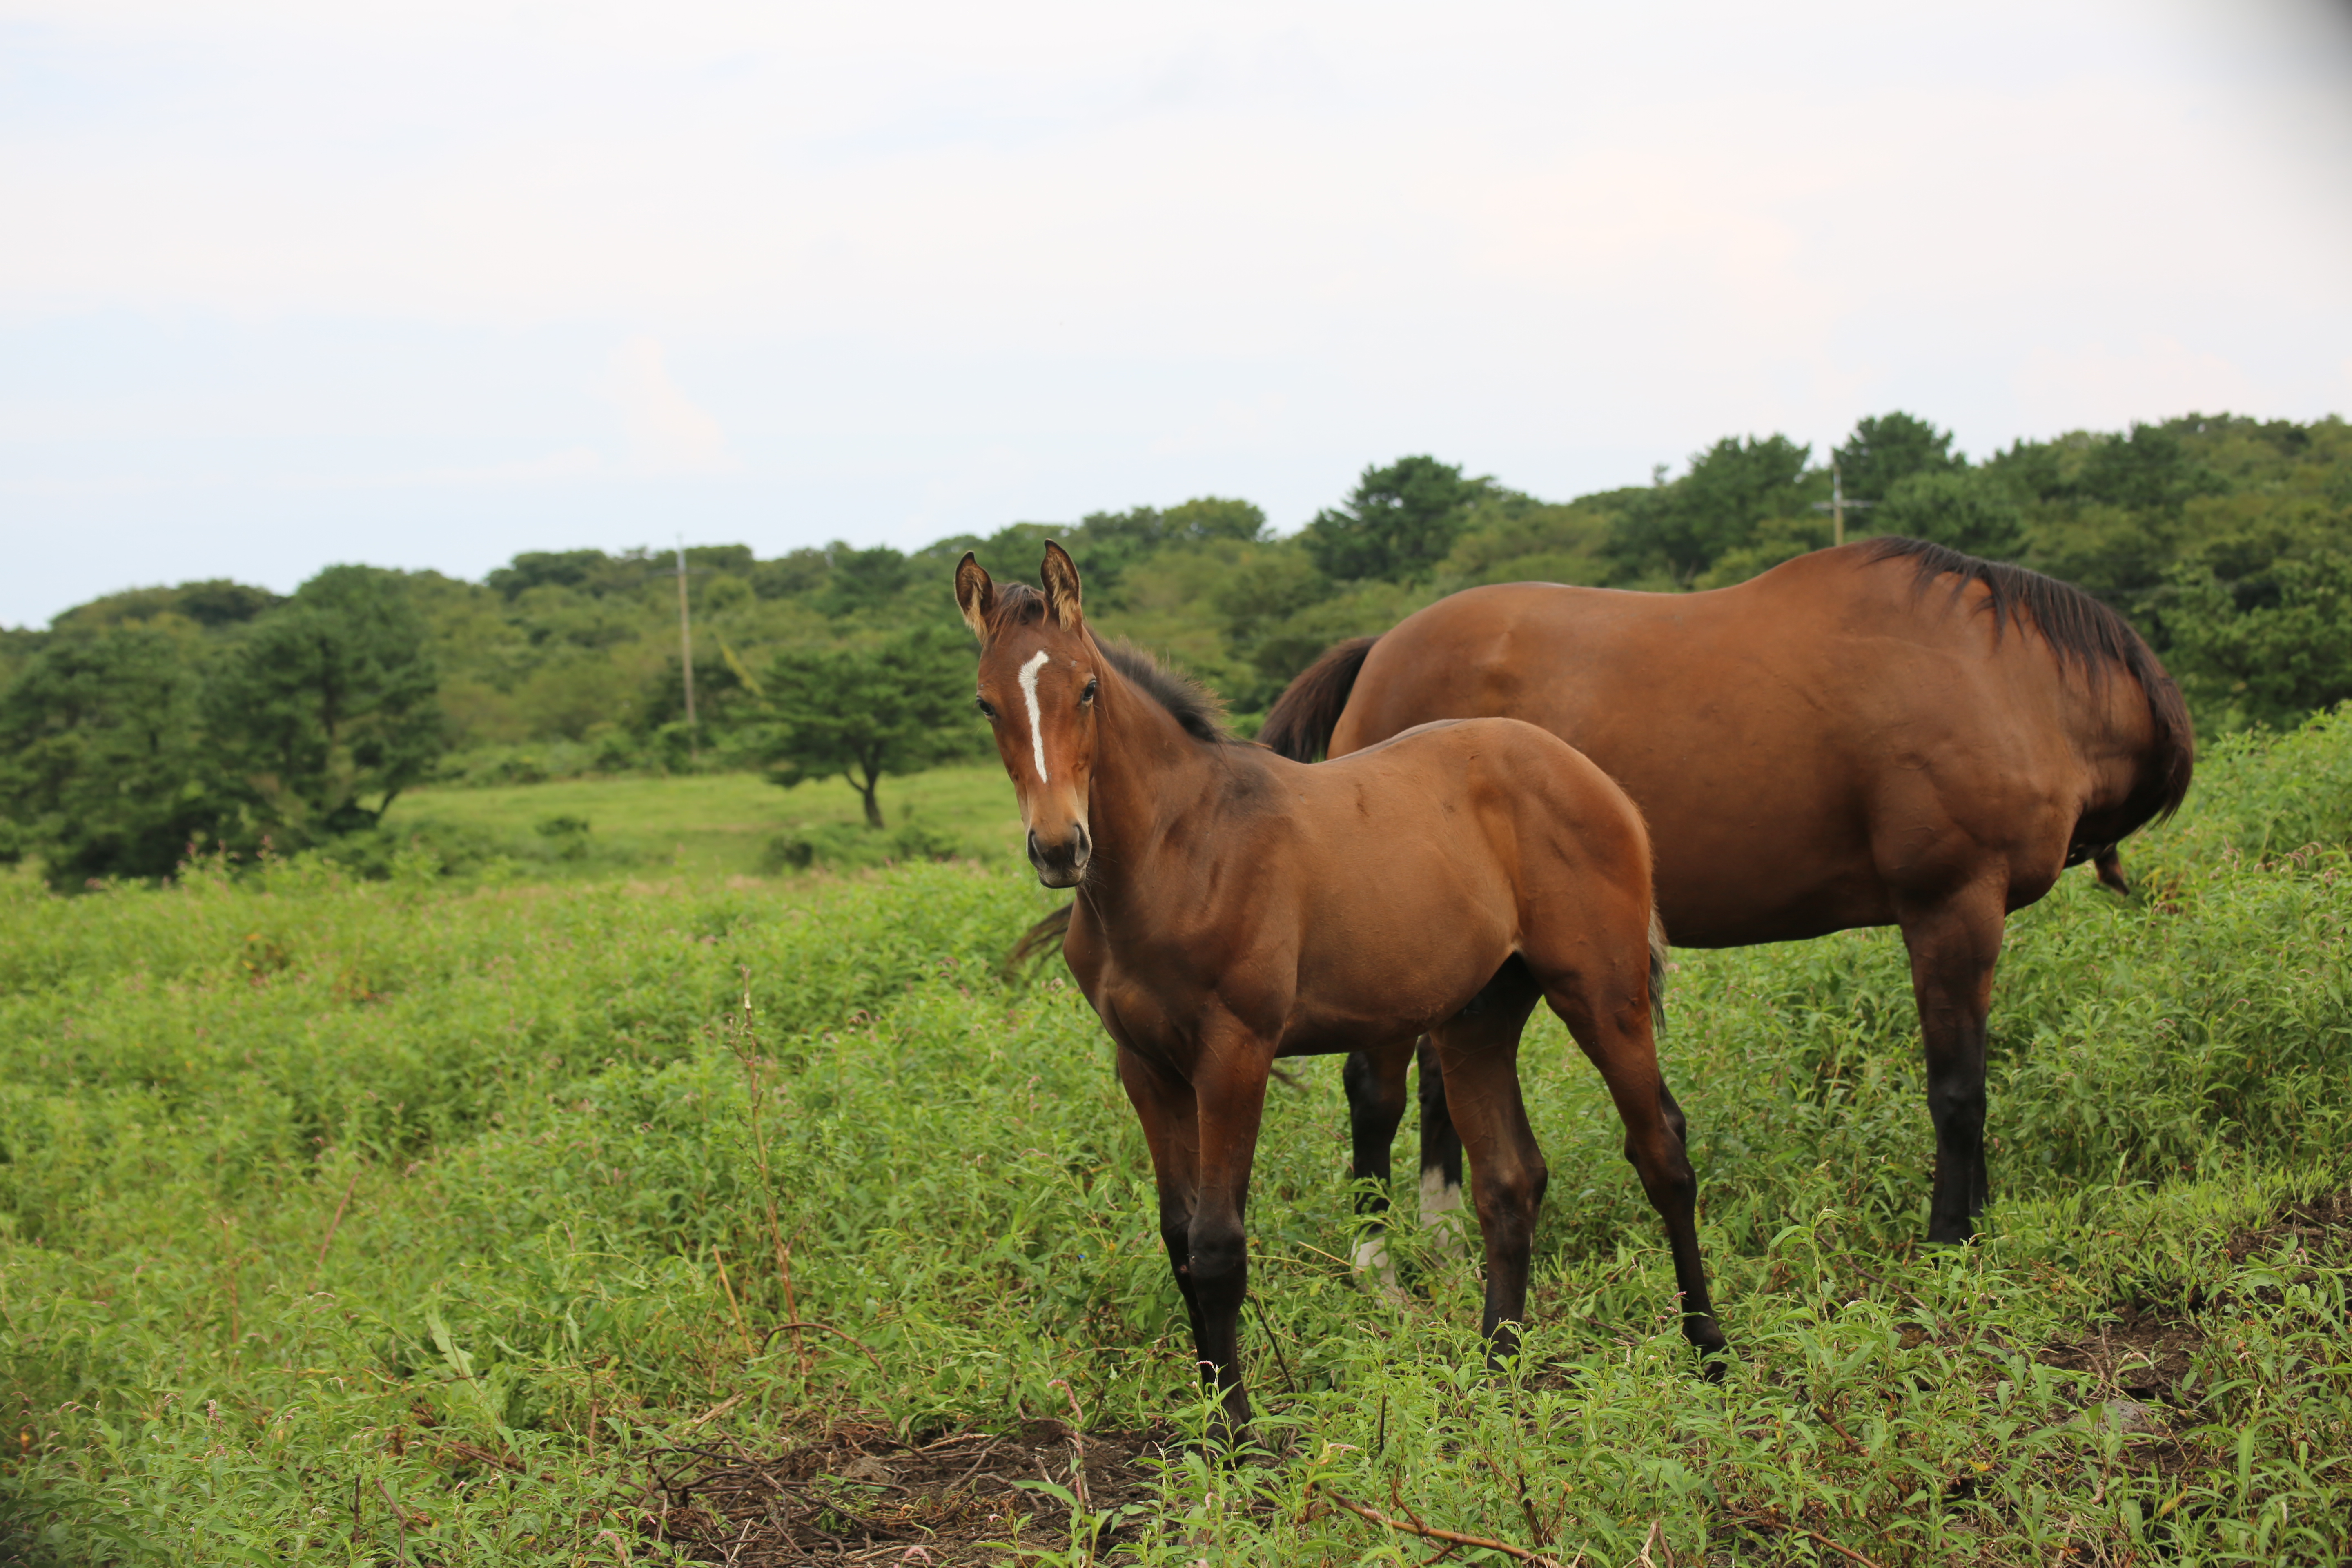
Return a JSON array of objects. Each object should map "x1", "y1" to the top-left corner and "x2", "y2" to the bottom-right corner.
[
  {"x1": 1341, "y1": 1042, "x2": 1412, "y2": 1290},
  {"x1": 1896, "y1": 883, "x2": 2006, "y2": 1243},
  {"x1": 1424, "y1": 964, "x2": 1547, "y2": 1366}
]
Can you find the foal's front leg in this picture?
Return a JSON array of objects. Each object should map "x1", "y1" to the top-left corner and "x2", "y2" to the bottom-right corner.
[
  {"x1": 1184, "y1": 1041, "x2": 1272, "y2": 1437},
  {"x1": 1116, "y1": 1045, "x2": 1204, "y2": 1347},
  {"x1": 1117, "y1": 1038, "x2": 1272, "y2": 1439}
]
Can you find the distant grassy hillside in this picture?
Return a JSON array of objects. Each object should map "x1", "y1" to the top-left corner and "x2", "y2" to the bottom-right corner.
[{"x1": 381, "y1": 763, "x2": 1026, "y2": 880}]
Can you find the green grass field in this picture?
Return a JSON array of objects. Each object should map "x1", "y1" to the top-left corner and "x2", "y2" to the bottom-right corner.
[
  {"x1": 4, "y1": 716, "x2": 2352, "y2": 1564},
  {"x1": 381, "y1": 764, "x2": 1027, "y2": 880}
]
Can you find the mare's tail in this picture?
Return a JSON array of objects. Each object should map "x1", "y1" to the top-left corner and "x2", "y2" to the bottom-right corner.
[
  {"x1": 1260, "y1": 636, "x2": 1379, "y2": 762},
  {"x1": 1648, "y1": 909, "x2": 1670, "y2": 1034},
  {"x1": 1004, "y1": 904, "x2": 1074, "y2": 976}
]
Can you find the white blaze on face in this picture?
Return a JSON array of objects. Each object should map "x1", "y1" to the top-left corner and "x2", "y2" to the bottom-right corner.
[{"x1": 1017, "y1": 649, "x2": 1051, "y2": 784}]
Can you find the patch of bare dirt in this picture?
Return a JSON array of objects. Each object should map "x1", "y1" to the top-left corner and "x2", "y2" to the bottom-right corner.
[
  {"x1": 2031, "y1": 1182, "x2": 2352, "y2": 1493},
  {"x1": 629, "y1": 1418, "x2": 1176, "y2": 1565},
  {"x1": 2041, "y1": 1301, "x2": 2207, "y2": 1406},
  {"x1": 2223, "y1": 1184, "x2": 2352, "y2": 1264}
]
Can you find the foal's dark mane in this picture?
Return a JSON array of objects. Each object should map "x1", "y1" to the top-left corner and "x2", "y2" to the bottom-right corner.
[
  {"x1": 987, "y1": 581, "x2": 1234, "y2": 744},
  {"x1": 1863, "y1": 536, "x2": 2193, "y2": 820}
]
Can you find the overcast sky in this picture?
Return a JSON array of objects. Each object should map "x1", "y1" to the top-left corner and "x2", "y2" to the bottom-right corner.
[{"x1": 5, "y1": 0, "x2": 2351, "y2": 627}]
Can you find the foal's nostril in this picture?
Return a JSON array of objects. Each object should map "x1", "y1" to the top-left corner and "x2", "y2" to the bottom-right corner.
[{"x1": 1025, "y1": 826, "x2": 1089, "y2": 882}]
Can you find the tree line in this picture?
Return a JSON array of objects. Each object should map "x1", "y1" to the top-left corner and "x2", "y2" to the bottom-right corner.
[{"x1": 4, "y1": 410, "x2": 2347, "y2": 883}]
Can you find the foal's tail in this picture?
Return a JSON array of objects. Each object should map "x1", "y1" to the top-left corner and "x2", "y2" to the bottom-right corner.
[
  {"x1": 1260, "y1": 636, "x2": 1379, "y2": 762},
  {"x1": 1648, "y1": 908, "x2": 1670, "y2": 1034},
  {"x1": 1004, "y1": 903, "x2": 1074, "y2": 976}
]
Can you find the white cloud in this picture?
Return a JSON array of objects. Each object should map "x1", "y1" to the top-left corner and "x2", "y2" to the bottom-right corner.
[{"x1": 603, "y1": 337, "x2": 732, "y2": 474}]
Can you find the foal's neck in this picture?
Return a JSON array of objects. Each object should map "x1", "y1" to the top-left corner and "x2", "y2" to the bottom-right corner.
[{"x1": 1076, "y1": 652, "x2": 1237, "y2": 921}]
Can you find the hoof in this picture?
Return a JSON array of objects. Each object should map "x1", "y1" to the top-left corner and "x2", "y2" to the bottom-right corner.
[{"x1": 1688, "y1": 1322, "x2": 1731, "y2": 1381}]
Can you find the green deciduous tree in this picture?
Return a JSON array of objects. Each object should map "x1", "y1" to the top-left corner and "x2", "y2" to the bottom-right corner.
[
  {"x1": 1606, "y1": 434, "x2": 1819, "y2": 584},
  {"x1": 1302, "y1": 457, "x2": 1496, "y2": 583},
  {"x1": 753, "y1": 626, "x2": 982, "y2": 828},
  {"x1": 2163, "y1": 551, "x2": 2352, "y2": 731},
  {"x1": 209, "y1": 566, "x2": 445, "y2": 837},
  {"x1": 0, "y1": 628, "x2": 236, "y2": 883},
  {"x1": 816, "y1": 545, "x2": 916, "y2": 617},
  {"x1": 1875, "y1": 469, "x2": 2026, "y2": 559},
  {"x1": 1835, "y1": 412, "x2": 1960, "y2": 501}
]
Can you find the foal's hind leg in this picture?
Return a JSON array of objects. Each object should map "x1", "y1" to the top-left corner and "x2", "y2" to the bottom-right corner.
[
  {"x1": 1540, "y1": 969, "x2": 1726, "y2": 1368},
  {"x1": 1423, "y1": 961, "x2": 1548, "y2": 1366},
  {"x1": 1341, "y1": 1042, "x2": 1412, "y2": 1294}
]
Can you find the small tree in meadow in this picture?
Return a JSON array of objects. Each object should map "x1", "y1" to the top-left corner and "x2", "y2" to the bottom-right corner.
[
  {"x1": 753, "y1": 625, "x2": 981, "y2": 829},
  {"x1": 208, "y1": 564, "x2": 445, "y2": 835}
]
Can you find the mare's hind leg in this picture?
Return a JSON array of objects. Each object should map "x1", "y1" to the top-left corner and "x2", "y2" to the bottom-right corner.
[
  {"x1": 1896, "y1": 883, "x2": 2005, "y2": 1244},
  {"x1": 1341, "y1": 1042, "x2": 1412, "y2": 1292},
  {"x1": 1423, "y1": 960, "x2": 1548, "y2": 1366},
  {"x1": 1415, "y1": 1038, "x2": 1468, "y2": 1256},
  {"x1": 1536, "y1": 959, "x2": 1726, "y2": 1368}
]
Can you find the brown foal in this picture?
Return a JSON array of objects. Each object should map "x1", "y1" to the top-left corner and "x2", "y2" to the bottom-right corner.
[{"x1": 958, "y1": 544, "x2": 1722, "y2": 1434}]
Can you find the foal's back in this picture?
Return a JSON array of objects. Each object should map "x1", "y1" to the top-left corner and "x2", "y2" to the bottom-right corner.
[{"x1": 1216, "y1": 716, "x2": 1655, "y2": 1057}]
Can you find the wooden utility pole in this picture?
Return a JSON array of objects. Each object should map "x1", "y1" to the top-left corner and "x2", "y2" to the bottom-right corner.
[
  {"x1": 674, "y1": 538, "x2": 699, "y2": 764},
  {"x1": 1815, "y1": 459, "x2": 1873, "y2": 546}
]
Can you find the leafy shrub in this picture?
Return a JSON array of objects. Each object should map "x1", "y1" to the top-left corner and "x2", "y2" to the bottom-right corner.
[{"x1": 762, "y1": 819, "x2": 967, "y2": 874}]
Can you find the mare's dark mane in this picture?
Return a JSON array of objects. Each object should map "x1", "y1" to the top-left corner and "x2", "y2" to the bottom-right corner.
[
  {"x1": 1862, "y1": 536, "x2": 2193, "y2": 820},
  {"x1": 987, "y1": 581, "x2": 1233, "y2": 744}
]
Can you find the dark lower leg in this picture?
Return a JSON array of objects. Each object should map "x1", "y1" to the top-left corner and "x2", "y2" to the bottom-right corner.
[
  {"x1": 1550, "y1": 983, "x2": 1724, "y2": 1370},
  {"x1": 1187, "y1": 1205, "x2": 1250, "y2": 1430},
  {"x1": 1625, "y1": 1120, "x2": 1724, "y2": 1363},
  {"x1": 1900, "y1": 894, "x2": 2003, "y2": 1244},
  {"x1": 1342, "y1": 1045, "x2": 1412, "y2": 1280},
  {"x1": 1187, "y1": 1057, "x2": 1271, "y2": 1438},
  {"x1": 1428, "y1": 975, "x2": 1546, "y2": 1367},
  {"x1": 1415, "y1": 1036, "x2": 1467, "y2": 1245}
]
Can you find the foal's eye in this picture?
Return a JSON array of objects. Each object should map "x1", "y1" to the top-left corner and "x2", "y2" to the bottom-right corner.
[
  {"x1": 1080, "y1": 677, "x2": 1098, "y2": 706},
  {"x1": 974, "y1": 696, "x2": 997, "y2": 720}
]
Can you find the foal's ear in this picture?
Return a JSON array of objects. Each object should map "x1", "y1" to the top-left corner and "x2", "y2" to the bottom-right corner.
[
  {"x1": 1040, "y1": 541, "x2": 1085, "y2": 630},
  {"x1": 954, "y1": 552, "x2": 995, "y2": 642}
]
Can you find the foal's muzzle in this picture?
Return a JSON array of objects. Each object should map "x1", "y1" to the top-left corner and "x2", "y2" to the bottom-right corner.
[{"x1": 1027, "y1": 824, "x2": 1091, "y2": 887}]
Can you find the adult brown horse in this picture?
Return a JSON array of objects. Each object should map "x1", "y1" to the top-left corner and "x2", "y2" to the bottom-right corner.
[
  {"x1": 958, "y1": 543, "x2": 1722, "y2": 1435},
  {"x1": 1261, "y1": 538, "x2": 2193, "y2": 1247}
]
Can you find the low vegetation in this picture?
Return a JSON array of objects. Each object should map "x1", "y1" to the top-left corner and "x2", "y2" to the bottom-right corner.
[{"x1": 4, "y1": 709, "x2": 2350, "y2": 1564}]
